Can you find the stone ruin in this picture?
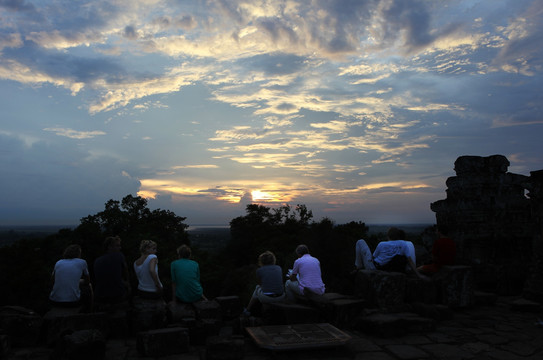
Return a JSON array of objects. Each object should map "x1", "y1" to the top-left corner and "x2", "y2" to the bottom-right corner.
[{"x1": 431, "y1": 154, "x2": 543, "y2": 300}]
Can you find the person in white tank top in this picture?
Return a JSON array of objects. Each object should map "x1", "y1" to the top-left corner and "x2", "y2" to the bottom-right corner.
[{"x1": 134, "y1": 240, "x2": 163, "y2": 298}]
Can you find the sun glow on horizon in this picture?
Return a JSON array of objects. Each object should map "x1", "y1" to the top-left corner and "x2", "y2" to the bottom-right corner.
[{"x1": 251, "y1": 190, "x2": 293, "y2": 203}]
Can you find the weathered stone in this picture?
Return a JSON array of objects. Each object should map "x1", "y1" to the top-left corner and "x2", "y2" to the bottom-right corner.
[
  {"x1": 262, "y1": 302, "x2": 322, "y2": 325},
  {"x1": 404, "y1": 277, "x2": 437, "y2": 304},
  {"x1": 431, "y1": 155, "x2": 542, "y2": 296},
  {"x1": 355, "y1": 312, "x2": 435, "y2": 337},
  {"x1": 346, "y1": 337, "x2": 381, "y2": 353},
  {"x1": 313, "y1": 292, "x2": 353, "y2": 302},
  {"x1": 453, "y1": 155, "x2": 509, "y2": 175},
  {"x1": 500, "y1": 340, "x2": 537, "y2": 356},
  {"x1": 205, "y1": 335, "x2": 245, "y2": 360},
  {"x1": 355, "y1": 270, "x2": 406, "y2": 310},
  {"x1": 130, "y1": 296, "x2": 166, "y2": 333},
  {"x1": 355, "y1": 352, "x2": 397, "y2": 360},
  {"x1": 193, "y1": 299, "x2": 221, "y2": 320},
  {"x1": 136, "y1": 327, "x2": 189, "y2": 357},
  {"x1": 43, "y1": 312, "x2": 109, "y2": 346},
  {"x1": 432, "y1": 265, "x2": 474, "y2": 308},
  {"x1": 61, "y1": 329, "x2": 106, "y2": 360},
  {"x1": 215, "y1": 296, "x2": 243, "y2": 320},
  {"x1": 474, "y1": 291, "x2": 498, "y2": 306},
  {"x1": 476, "y1": 333, "x2": 509, "y2": 345},
  {"x1": 167, "y1": 300, "x2": 196, "y2": 323},
  {"x1": 460, "y1": 341, "x2": 492, "y2": 354},
  {"x1": 410, "y1": 303, "x2": 453, "y2": 321},
  {"x1": 420, "y1": 343, "x2": 472, "y2": 359},
  {"x1": 321, "y1": 298, "x2": 366, "y2": 329},
  {"x1": 0, "y1": 334, "x2": 10, "y2": 358},
  {"x1": 245, "y1": 323, "x2": 351, "y2": 351},
  {"x1": 509, "y1": 298, "x2": 541, "y2": 312},
  {"x1": 385, "y1": 344, "x2": 430, "y2": 359},
  {"x1": 524, "y1": 169, "x2": 543, "y2": 301},
  {"x1": 0, "y1": 306, "x2": 42, "y2": 347},
  {"x1": 237, "y1": 315, "x2": 264, "y2": 332},
  {"x1": 104, "y1": 308, "x2": 130, "y2": 338}
]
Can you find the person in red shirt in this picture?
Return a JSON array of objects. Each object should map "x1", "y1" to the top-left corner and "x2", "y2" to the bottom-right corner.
[{"x1": 418, "y1": 224, "x2": 456, "y2": 275}]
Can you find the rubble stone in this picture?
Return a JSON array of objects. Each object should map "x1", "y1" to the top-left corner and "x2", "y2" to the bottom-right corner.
[
  {"x1": 61, "y1": 329, "x2": 106, "y2": 360},
  {"x1": 431, "y1": 155, "x2": 543, "y2": 296},
  {"x1": 136, "y1": 326, "x2": 189, "y2": 357},
  {"x1": 432, "y1": 265, "x2": 474, "y2": 308},
  {"x1": 0, "y1": 306, "x2": 42, "y2": 347},
  {"x1": 354, "y1": 270, "x2": 406, "y2": 310}
]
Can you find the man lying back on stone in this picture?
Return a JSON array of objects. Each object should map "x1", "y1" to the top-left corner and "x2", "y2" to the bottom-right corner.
[{"x1": 358, "y1": 227, "x2": 427, "y2": 279}]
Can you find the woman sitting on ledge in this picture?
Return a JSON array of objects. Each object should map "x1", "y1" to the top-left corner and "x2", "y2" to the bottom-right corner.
[
  {"x1": 134, "y1": 239, "x2": 163, "y2": 299},
  {"x1": 245, "y1": 251, "x2": 286, "y2": 315}
]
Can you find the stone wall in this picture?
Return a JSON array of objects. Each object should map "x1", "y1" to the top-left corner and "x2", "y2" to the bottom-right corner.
[{"x1": 431, "y1": 155, "x2": 543, "y2": 297}]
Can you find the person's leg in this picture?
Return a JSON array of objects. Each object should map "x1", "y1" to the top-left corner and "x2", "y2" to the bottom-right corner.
[
  {"x1": 285, "y1": 280, "x2": 302, "y2": 302},
  {"x1": 354, "y1": 240, "x2": 364, "y2": 269},
  {"x1": 247, "y1": 286, "x2": 261, "y2": 313},
  {"x1": 355, "y1": 239, "x2": 376, "y2": 270}
]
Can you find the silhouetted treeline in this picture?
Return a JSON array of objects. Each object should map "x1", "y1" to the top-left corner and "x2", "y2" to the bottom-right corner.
[{"x1": 0, "y1": 195, "x2": 413, "y2": 313}]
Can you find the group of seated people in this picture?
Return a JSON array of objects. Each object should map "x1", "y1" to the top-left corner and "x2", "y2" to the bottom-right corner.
[
  {"x1": 49, "y1": 225, "x2": 456, "y2": 314},
  {"x1": 245, "y1": 244, "x2": 325, "y2": 315},
  {"x1": 355, "y1": 225, "x2": 456, "y2": 277},
  {"x1": 49, "y1": 236, "x2": 205, "y2": 310}
]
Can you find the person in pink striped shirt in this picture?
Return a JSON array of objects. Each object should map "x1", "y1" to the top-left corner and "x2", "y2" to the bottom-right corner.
[{"x1": 285, "y1": 244, "x2": 325, "y2": 302}]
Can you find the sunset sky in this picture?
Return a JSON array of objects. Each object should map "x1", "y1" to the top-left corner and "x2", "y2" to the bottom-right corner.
[{"x1": 1, "y1": 0, "x2": 542, "y2": 227}]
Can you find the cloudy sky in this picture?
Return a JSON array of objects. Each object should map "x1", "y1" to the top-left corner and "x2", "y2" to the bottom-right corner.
[{"x1": 1, "y1": 0, "x2": 542, "y2": 227}]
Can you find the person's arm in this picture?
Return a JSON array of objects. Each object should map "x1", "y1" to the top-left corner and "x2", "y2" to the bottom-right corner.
[
  {"x1": 121, "y1": 259, "x2": 131, "y2": 293},
  {"x1": 171, "y1": 263, "x2": 178, "y2": 300},
  {"x1": 255, "y1": 268, "x2": 262, "y2": 285},
  {"x1": 407, "y1": 257, "x2": 428, "y2": 280},
  {"x1": 290, "y1": 261, "x2": 299, "y2": 281},
  {"x1": 148, "y1": 257, "x2": 163, "y2": 292}
]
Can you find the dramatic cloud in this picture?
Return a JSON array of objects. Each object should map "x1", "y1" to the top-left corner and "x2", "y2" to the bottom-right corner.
[{"x1": 0, "y1": 0, "x2": 541, "y2": 226}]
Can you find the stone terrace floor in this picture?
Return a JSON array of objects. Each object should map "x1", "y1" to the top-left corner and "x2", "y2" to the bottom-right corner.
[{"x1": 7, "y1": 296, "x2": 543, "y2": 360}]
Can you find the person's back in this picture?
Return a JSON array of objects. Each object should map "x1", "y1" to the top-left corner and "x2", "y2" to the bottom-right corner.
[
  {"x1": 419, "y1": 225, "x2": 456, "y2": 274},
  {"x1": 245, "y1": 251, "x2": 285, "y2": 315},
  {"x1": 50, "y1": 258, "x2": 88, "y2": 302},
  {"x1": 50, "y1": 244, "x2": 89, "y2": 305},
  {"x1": 93, "y1": 236, "x2": 128, "y2": 303},
  {"x1": 256, "y1": 264, "x2": 284, "y2": 295},
  {"x1": 171, "y1": 245, "x2": 204, "y2": 303},
  {"x1": 373, "y1": 240, "x2": 411, "y2": 267},
  {"x1": 294, "y1": 254, "x2": 325, "y2": 294},
  {"x1": 285, "y1": 244, "x2": 325, "y2": 301},
  {"x1": 372, "y1": 227, "x2": 421, "y2": 276}
]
